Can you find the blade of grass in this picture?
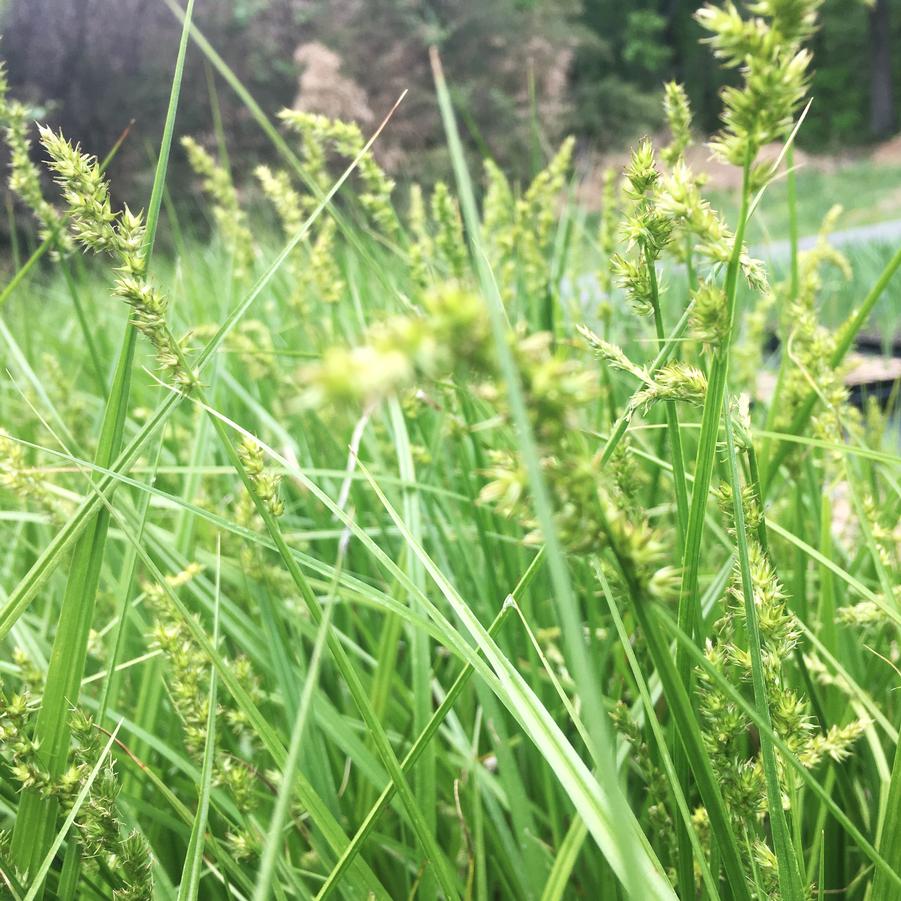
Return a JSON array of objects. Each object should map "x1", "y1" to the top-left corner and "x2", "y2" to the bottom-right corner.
[
  {"x1": 539, "y1": 817, "x2": 588, "y2": 901},
  {"x1": 176, "y1": 538, "x2": 220, "y2": 901},
  {"x1": 872, "y1": 733, "x2": 901, "y2": 901},
  {"x1": 253, "y1": 552, "x2": 336, "y2": 901},
  {"x1": 387, "y1": 396, "x2": 440, "y2": 896},
  {"x1": 669, "y1": 152, "x2": 749, "y2": 888},
  {"x1": 646, "y1": 252, "x2": 689, "y2": 541}
]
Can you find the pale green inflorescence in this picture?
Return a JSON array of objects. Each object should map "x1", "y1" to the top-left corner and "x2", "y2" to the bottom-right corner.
[
  {"x1": 144, "y1": 563, "x2": 267, "y2": 861},
  {"x1": 697, "y1": 0, "x2": 820, "y2": 175},
  {"x1": 0, "y1": 676, "x2": 153, "y2": 897},
  {"x1": 661, "y1": 81, "x2": 693, "y2": 167},
  {"x1": 182, "y1": 135, "x2": 256, "y2": 278},
  {"x1": 38, "y1": 127, "x2": 198, "y2": 389},
  {"x1": 278, "y1": 108, "x2": 400, "y2": 238},
  {"x1": 0, "y1": 63, "x2": 71, "y2": 254}
]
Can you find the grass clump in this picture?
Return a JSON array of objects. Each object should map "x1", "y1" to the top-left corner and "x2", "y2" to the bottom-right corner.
[{"x1": 0, "y1": 0, "x2": 899, "y2": 898}]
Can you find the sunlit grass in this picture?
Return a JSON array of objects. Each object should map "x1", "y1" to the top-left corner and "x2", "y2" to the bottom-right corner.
[{"x1": 0, "y1": 1, "x2": 899, "y2": 899}]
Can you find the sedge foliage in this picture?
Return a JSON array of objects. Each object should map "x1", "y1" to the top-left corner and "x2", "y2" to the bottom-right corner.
[{"x1": 0, "y1": 1, "x2": 899, "y2": 898}]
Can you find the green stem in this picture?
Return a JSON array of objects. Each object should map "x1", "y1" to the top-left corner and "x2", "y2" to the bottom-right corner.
[
  {"x1": 60, "y1": 259, "x2": 107, "y2": 399},
  {"x1": 598, "y1": 298, "x2": 695, "y2": 467},
  {"x1": 677, "y1": 153, "x2": 751, "y2": 655},
  {"x1": 787, "y1": 146, "x2": 800, "y2": 299},
  {"x1": 647, "y1": 249, "x2": 689, "y2": 541}
]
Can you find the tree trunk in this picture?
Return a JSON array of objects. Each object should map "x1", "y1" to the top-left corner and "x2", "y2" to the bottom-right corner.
[{"x1": 870, "y1": 0, "x2": 897, "y2": 138}]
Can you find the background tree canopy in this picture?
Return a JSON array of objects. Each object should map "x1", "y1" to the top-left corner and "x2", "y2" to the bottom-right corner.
[{"x1": 0, "y1": 0, "x2": 898, "y2": 199}]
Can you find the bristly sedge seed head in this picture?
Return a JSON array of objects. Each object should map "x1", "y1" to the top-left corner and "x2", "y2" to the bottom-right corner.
[
  {"x1": 182, "y1": 135, "x2": 256, "y2": 279},
  {"x1": 697, "y1": 0, "x2": 820, "y2": 167},
  {"x1": 661, "y1": 82, "x2": 693, "y2": 166},
  {"x1": 38, "y1": 126, "x2": 200, "y2": 390},
  {"x1": 577, "y1": 324, "x2": 650, "y2": 383}
]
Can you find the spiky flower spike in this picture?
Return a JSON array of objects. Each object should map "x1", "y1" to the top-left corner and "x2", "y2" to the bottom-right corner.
[
  {"x1": 661, "y1": 82, "x2": 693, "y2": 166},
  {"x1": 0, "y1": 65, "x2": 71, "y2": 253},
  {"x1": 279, "y1": 109, "x2": 400, "y2": 237},
  {"x1": 39, "y1": 127, "x2": 197, "y2": 389},
  {"x1": 697, "y1": 0, "x2": 821, "y2": 170},
  {"x1": 182, "y1": 135, "x2": 255, "y2": 278},
  {"x1": 611, "y1": 140, "x2": 673, "y2": 316}
]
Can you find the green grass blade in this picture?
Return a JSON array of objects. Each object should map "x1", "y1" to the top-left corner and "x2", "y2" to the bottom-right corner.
[
  {"x1": 176, "y1": 539, "x2": 220, "y2": 901},
  {"x1": 872, "y1": 735, "x2": 901, "y2": 901},
  {"x1": 539, "y1": 817, "x2": 588, "y2": 901},
  {"x1": 254, "y1": 570, "x2": 334, "y2": 901}
]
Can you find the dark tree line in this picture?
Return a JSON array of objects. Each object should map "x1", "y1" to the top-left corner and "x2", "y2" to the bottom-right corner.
[{"x1": 0, "y1": 0, "x2": 898, "y2": 204}]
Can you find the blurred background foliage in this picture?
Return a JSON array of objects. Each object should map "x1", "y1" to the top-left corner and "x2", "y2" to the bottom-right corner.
[{"x1": 0, "y1": 0, "x2": 899, "y2": 211}]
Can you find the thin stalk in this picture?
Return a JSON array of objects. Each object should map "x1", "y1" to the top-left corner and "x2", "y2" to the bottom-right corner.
[
  {"x1": 176, "y1": 553, "x2": 220, "y2": 901},
  {"x1": 647, "y1": 251, "x2": 689, "y2": 539},
  {"x1": 678, "y1": 152, "x2": 751, "y2": 655},
  {"x1": 648, "y1": 249, "x2": 692, "y2": 900},
  {"x1": 760, "y1": 145, "x2": 799, "y2": 462},
  {"x1": 59, "y1": 260, "x2": 107, "y2": 399},
  {"x1": 786, "y1": 146, "x2": 800, "y2": 299},
  {"x1": 599, "y1": 568, "x2": 718, "y2": 899},
  {"x1": 254, "y1": 569, "x2": 335, "y2": 901}
]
